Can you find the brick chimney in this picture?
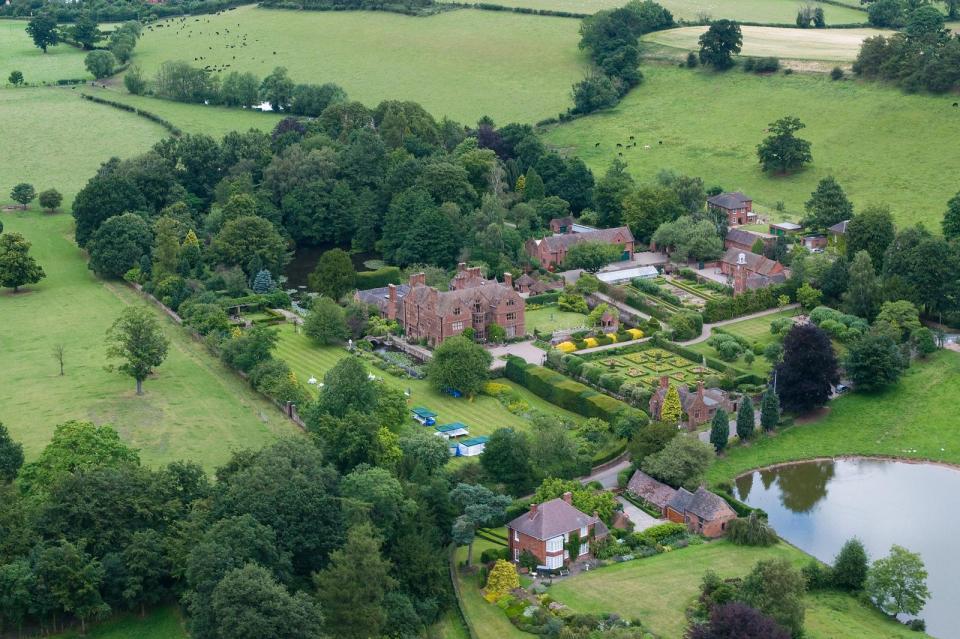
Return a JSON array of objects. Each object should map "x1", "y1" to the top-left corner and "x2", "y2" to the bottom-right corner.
[
  {"x1": 697, "y1": 379, "x2": 705, "y2": 399},
  {"x1": 386, "y1": 283, "x2": 397, "y2": 320},
  {"x1": 409, "y1": 272, "x2": 426, "y2": 288},
  {"x1": 562, "y1": 491, "x2": 573, "y2": 505},
  {"x1": 529, "y1": 503, "x2": 538, "y2": 519},
  {"x1": 468, "y1": 266, "x2": 482, "y2": 279},
  {"x1": 457, "y1": 262, "x2": 467, "y2": 272},
  {"x1": 503, "y1": 272, "x2": 513, "y2": 288},
  {"x1": 659, "y1": 376, "x2": 670, "y2": 390}
]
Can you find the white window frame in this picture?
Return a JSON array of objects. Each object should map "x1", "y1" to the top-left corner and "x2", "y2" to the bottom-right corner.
[
  {"x1": 513, "y1": 529, "x2": 519, "y2": 542},
  {"x1": 580, "y1": 526, "x2": 588, "y2": 537},
  {"x1": 546, "y1": 554, "x2": 563, "y2": 569},
  {"x1": 545, "y1": 536, "x2": 563, "y2": 553},
  {"x1": 452, "y1": 321, "x2": 464, "y2": 331},
  {"x1": 579, "y1": 542, "x2": 589, "y2": 556},
  {"x1": 513, "y1": 547, "x2": 519, "y2": 561}
]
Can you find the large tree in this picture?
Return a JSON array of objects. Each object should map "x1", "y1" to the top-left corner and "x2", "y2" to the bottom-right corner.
[
  {"x1": 309, "y1": 248, "x2": 356, "y2": 300},
  {"x1": 260, "y1": 67, "x2": 295, "y2": 112},
  {"x1": 304, "y1": 297, "x2": 349, "y2": 345},
  {"x1": 480, "y1": 427, "x2": 535, "y2": 495},
  {"x1": 687, "y1": 602, "x2": 791, "y2": 639},
  {"x1": 845, "y1": 204, "x2": 895, "y2": 268},
  {"x1": 709, "y1": 409, "x2": 729, "y2": 453},
  {"x1": 843, "y1": 334, "x2": 905, "y2": 392},
  {"x1": 698, "y1": 19, "x2": 742, "y2": 70},
  {"x1": 70, "y1": 12, "x2": 101, "y2": 49},
  {"x1": 803, "y1": 177, "x2": 853, "y2": 231},
  {"x1": 449, "y1": 483, "x2": 511, "y2": 565},
  {"x1": 593, "y1": 158, "x2": 635, "y2": 227},
  {"x1": 865, "y1": 545, "x2": 930, "y2": 617},
  {"x1": 943, "y1": 191, "x2": 960, "y2": 240},
  {"x1": 736, "y1": 395, "x2": 755, "y2": 441},
  {"x1": 842, "y1": 250, "x2": 882, "y2": 320},
  {"x1": 87, "y1": 213, "x2": 153, "y2": 279},
  {"x1": 212, "y1": 215, "x2": 289, "y2": 277},
  {"x1": 0, "y1": 232, "x2": 45, "y2": 292},
  {"x1": 652, "y1": 216, "x2": 723, "y2": 262},
  {"x1": 640, "y1": 435, "x2": 715, "y2": 490},
  {"x1": 882, "y1": 225, "x2": 956, "y2": 315},
  {"x1": 26, "y1": 13, "x2": 59, "y2": 53},
  {"x1": 774, "y1": 324, "x2": 838, "y2": 414},
  {"x1": 10, "y1": 183, "x2": 35, "y2": 209},
  {"x1": 759, "y1": 388, "x2": 780, "y2": 432},
  {"x1": 622, "y1": 185, "x2": 685, "y2": 243},
  {"x1": 426, "y1": 335, "x2": 491, "y2": 397},
  {"x1": 105, "y1": 306, "x2": 170, "y2": 395},
  {"x1": 84, "y1": 50, "x2": 116, "y2": 79},
  {"x1": 832, "y1": 538, "x2": 869, "y2": 592},
  {"x1": 315, "y1": 356, "x2": 377, "y2": 418},
  {"x1": 563, "y1": 240, "x2": 623, "y2": 273},
  {"x1": 756, "y1": 116, "x2": 813, "y2": 174},
  {"x1": 0, "y1": 422, "x2": 24, "y2": 482},
  {"x1": 740, "y1": 558, "x2": 806, "y2": 638}
]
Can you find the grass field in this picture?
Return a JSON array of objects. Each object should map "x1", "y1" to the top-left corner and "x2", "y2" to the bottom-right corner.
[
  {"x1": 708, "y1": 351, "x2": 960, "y2": 483},
  {"x1": 0, "y1": 21, "x2": 91, "y2": 85},
  {"x1": 525, "y1": 306, "x2": 587, "y2": 333},
  {"x1": 58, "y1": 606, "x2": 187, "y2": 639},
  {"x1": 715, "y1": 308, "x2": 796, "y2": 346},
  {"x1": 546, "y1": 540, "x2": 928, "y2": 638},
  {"x1": 0, "y1": 87, "x2": 167, "y2": 196},
  {"x1": 642, "y1": 25, "x2": 883, "y2": 61},
  {"x1": 0, "y1": 212, "x2": 300, "y2": 470},
  {"x1": 130, "y1": 6, "x2": 587, "y2": 123},
  {"x1": 453, "y1": 542, "x2": 529, "y2": 639},
  {"x1": 273, "y1": 325, "x2": 582, "y2": 437},
  {"x1": 543, "y1": 64, "x2": 960, "y2": 229}
]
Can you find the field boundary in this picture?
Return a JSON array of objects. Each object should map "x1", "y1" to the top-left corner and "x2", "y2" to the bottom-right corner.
[
  {"x1": 80, "y1": 92, "x2": 183, "y2": 137},
  {"x1": 449, "y1": 545, "x2": 480, "y2": 639}
]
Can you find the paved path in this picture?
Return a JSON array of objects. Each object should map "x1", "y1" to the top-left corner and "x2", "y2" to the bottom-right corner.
[
  {"x1": 576, "y1": 336, "x2": 650, "y2": 355},
  {"x1": 488, "y1": 340, "x2": 545, "y2": 367},
  {"x1": 272, "y1": 308, "x2": 303, "y2": 324},
  {"x1": 580, "y1": 457, "x2": 631, "y2": 489},
  {"x1": 616, "y1": 496, "x2": 661, "y2": 531},
  {"x1": 679, "y1": 304, "x2": 801, "y2": 346}
]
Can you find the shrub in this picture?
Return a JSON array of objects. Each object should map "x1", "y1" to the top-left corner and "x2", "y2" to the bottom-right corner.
[
  {"x1": 802, "y1": 560, "x2": 834, "y2": 590},
  {"x1": 752, "y1": 57, "x2": 781, "y2": 73},
  {"x1": 485, "y1": 560, "x2": 520, "y2": 600},
  {"x1": 355, "y1": 266, "x2": 401, "y2": 289},
  {"x1": 727, "y1": 513, "x2": 779, "y2": 546},
  {"x1": 830, "y1": 66, "x2": 844, "y2": 80}
]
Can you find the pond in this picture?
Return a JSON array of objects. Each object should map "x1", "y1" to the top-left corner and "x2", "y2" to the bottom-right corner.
[
  {"x1": 284, "y1": 244, "x2": 380, "y2": 288},
  {"x1": 734, "y1": 458, "x2": 958, "y2": 638}
]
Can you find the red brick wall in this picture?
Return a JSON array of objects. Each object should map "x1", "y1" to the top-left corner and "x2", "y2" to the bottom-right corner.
[{"x1": 508, "y1": 529, "x2": 546, "y2": 564}]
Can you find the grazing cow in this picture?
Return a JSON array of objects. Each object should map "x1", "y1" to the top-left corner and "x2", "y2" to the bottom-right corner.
[
  {"x1": 644, "y1": 144, "x2": 651, "y2": 149},
  {"x1": 954, "y1": 102, "x2": 959, "y2": 107},
  {"x1": 616, "y1": 143, "x2": 623, "y2": 148},
  {"x1": 594, "y1": 142, "x2": 600, "y2": 147}
]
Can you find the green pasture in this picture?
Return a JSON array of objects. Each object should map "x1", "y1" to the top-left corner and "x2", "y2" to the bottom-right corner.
[
  {"x1": 547, "y1": 540, "x2": 928, "y2": 639},
  {"x1": 525, "y1": 305, "x2": 588, "y2": 333},
  {"x1": 57, "y1": 606, "x2": 187, "y2": 639},
  {"x1": 273, "y1": 325, "x2": 582, "y2": 438},
  {"x1": 0, "y1": 212, "x2": 299, "y2": 470},
  {"x1": 130, "y1": 5, "x2": 587, "y2": 123},
  {"x1": 543, "y1": 64, "x2": 960, "y2": 230},
  {"x1": 708, "y1": 351, "x2": 960, "y2": 483},
  {"x1": 0, "y1": 20, "x2": 91, "y2": 85},
  {"x1": 642, "y1": 26, "x2": 884, "y2": 61},
  {"x1": 0, "y1": 87, "x2": 167, "y2": 197},
  {"x1": 717, "y1": 308, "x2": 796, "y2": 346}
]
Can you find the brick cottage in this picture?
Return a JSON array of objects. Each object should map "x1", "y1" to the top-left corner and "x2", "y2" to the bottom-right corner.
[{"x1": 507, "y1": 492, "x2": 609, "y2": 569}]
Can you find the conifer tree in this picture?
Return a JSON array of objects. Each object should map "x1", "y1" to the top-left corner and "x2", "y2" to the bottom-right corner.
[
  {"x1": 737, "y1": 395, "x2": 755, "y2": 440},
  {"x1": 660, "y1": 385, "x2": 682, "y2": 425},
  {"x1": 760, "y1": 388, "x2": 780, "y2": 432},
  {"x1": 709, "y1": 408, "x2": 729, "y2": 453}
]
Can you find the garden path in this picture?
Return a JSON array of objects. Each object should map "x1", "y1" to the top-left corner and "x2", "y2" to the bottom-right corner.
[{"x1": 679, "y1": 304, "x2": 800, "y2": 346}]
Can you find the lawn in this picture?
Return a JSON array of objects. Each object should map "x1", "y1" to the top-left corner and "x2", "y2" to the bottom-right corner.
[
  {"x1": 0, "y1": 212, "x2": 300, "y2": 470},
  {"x1": 525, "y1": 305, "x2": 588, "y2": 334},
  {"x1": 57, "y1": 606, "x2": 187, "y2": 639},
  {"x1": 0, "y1": 21, "x2": 91, "y2": 85},
  {"x1": 716, "y1": 308, "x2": 796, "y2": 347},
  {"x1": 542, "y1": 64, "x2": 960, "y2": 230},
  {"x1": 452, "y1": 542, "x2": 529, "y2": 639},
  {"x1": 273, "y1": 325, "x2": 583, "y2": 438},
  {"x1": 439, "y1": 0, "x2": 867, "y2": 22},
  {"x1": 707, "y1": 351, "x2": 960, "y2": 483},
  {"x1": 0, "y1": 87, "x2": 168, "y2": 196},
  {"x1": 642, "y1": 26, "x2": 884, "y2": 61},
  {"x1": 547, "y1": 540, "x2": 928, "y2": 639},
  {"x1": 129, "y1": 5, "x2": 587, "y2": 123}
]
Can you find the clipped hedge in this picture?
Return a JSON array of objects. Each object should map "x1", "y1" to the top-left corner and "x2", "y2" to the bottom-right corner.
[
  {"x1": 526, "y1": 291, "x2": 561, "y2": 305},
  {"x1": 356, "y1": 266, "x2": 401, "y2": 289},
  {"x1": 79, "y1": 93, "x2": 182, "y2": 136}
]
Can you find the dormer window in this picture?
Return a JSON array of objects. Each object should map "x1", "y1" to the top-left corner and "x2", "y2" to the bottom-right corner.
[
  {"x1": 507, "y1": 299, "x2": 515, "y2": 306},
  {"x1": 453, "y1": 307, "x2": 461, "y2": 315}
]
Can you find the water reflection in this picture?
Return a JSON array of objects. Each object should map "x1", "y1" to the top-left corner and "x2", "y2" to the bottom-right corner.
[{"x1": 734, "y1": 458, "x2": 958, "y2": 638}]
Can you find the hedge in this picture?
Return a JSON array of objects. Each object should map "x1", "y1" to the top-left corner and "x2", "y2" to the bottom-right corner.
[
  {"x1": 356, "y1": 266, "x2": 401, "y2": 290},
  {"x1": 80, "y1": 93, "x2": 182, "y2": 137},
  {"x1": 526, "y1": 291, "x2": 561, "y2": 305},
  {"x1": 504, "y1": 356, "x2": 646, "y2": 424}
]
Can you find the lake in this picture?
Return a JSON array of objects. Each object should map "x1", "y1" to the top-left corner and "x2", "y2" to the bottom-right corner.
[{"x1": 734, "y1": 458, "x2": 958, "y2": 638}]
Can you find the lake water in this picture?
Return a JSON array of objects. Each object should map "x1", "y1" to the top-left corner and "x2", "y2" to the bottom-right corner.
[{"x1": 734, "y1": 458, "x2": 959, "y2": 638}]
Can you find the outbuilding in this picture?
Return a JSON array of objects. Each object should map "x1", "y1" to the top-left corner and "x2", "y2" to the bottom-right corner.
[
  {"x1": 411, "y1": 407, "x2": 438, "y2": 426},
  {"x1": 456, "y1": 436, "x2": 489, "y2": 456},
  {"x1": 434, "y1": 422, "x2": 470, "y2": 439}
]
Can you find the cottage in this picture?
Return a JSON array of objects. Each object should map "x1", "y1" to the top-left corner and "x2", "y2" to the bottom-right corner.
[
  {"x1": 434, "y1": 422, "x2": 469, "y2": 439},
  {"x1": 665, "y1": 487, "x2": 737, "y2": 538},
  {"x1": 707, "y1": 192, "x2": 755, "y2": 226},
  {"x1": 719, "y1": 249, "x2": 787, "y2": 295},
  {"x1": 549, "y1": 216, "x2": 576, "y2": 234},
  {"x1": 802, "y1": 235, "x2": 828, "y2": 251},
  {"x1": 725, "y1": 228, "x2": 774, "y2": 254},
  {"x1": 507, "y1": 492, "x2": 609, "y2": 569},
  {"x1": 411, "y1": 407, "x2": 437, "y2": 426},
  {"x1": 626, "y1": 470, "x2": 677, "y2": 514},
  {"x1": 769, "y1": 221, "x2": 803, "y2": 237},
  {"x1": 525, "y1": 226, "x2": 635, "y2": 270},
  {"x1": 649, "y1": 378, "x2": 737, "y2": 430},
  {"x1": 456, "y1": 436, "x2": 489, "y2": 457}
]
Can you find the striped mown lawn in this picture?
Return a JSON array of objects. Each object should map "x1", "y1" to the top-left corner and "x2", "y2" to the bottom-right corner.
[{"x1": 274, "y1": 325, "x2": 580, "y2": 439}]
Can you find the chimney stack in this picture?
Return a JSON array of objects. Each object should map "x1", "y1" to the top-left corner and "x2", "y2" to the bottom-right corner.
[
  {"x1": 386, "y1": 284, "x2": 397, "y2": 320},
  {"x1": 503, "y1": 272, "x2": 513, "y2": 288},
  {"x1": 562, "y1": 492, "x2": 573, "y2": 505},
  {"x1": 409, "y1": 272, "x2": 426, "y2": 288},
  {"x1": 529, "y1": 503, "x2": 538, "y2": 519},
  {"x1": 660, "y1": 376, "x2": 669, "y2": 390},
  {"x1": 457, "y1": 262, "x2": 466, "y2": 272},
  {"x1": 697, "y1": 379, "x2": 705, "y2": 398}
]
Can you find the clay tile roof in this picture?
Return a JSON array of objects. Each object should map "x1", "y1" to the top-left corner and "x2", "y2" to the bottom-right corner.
[
  {"x1": 721, "y1": 248, "x2": 782, "y2": 276},
  {"x1": 686, "y1": 488, "x2": 737, "y2": 521},
  {"x1": 517, "y1": 273, "x2": 536, "y2": 286},
  {"x1": 507, "y1": 497, "x2": 601, "y2": 541},
  {"x1": 626, "y1": 470, "x2": 677, "y2": 509},
  {"x1": 707, "y1": 192, "x2": 751, "y2": 209},
  {"x1": 667, "y1": 487, "x2": 694, "y2": 514},
  {"x1": 541, "y1": 226, "x2": 634, "y2": 252},
  {"x1": 726, "y1": 228, "x2": 762, "y2": 246}
]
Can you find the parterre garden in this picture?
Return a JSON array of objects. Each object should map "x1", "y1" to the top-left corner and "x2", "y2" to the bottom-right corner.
[{"x1": 589, "y1": 346, "x2": 716, "y2": 388}]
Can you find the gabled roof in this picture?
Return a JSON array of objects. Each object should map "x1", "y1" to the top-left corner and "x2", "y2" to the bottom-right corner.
[
  {"x1": 507, "y1": 497, "x2": 601, "y2": 541},
  {"x1": 686, "y1": 488, "x2": 737, "y2": 521},
  {"x1": 707, "y1": 192, "x2": 751, "y2": 210},
  {"x1": 721, "y1": 249, "x2": 783, "y2": 277},
  {"x1": 667, "y1": 487, "x2": 694, "y2": 514},
  {"x1": 403, "y1": 281, "x2": 521, "y2": 318},
  {"x1": 626, "y1": 470, "x2": 677, "y2": 508},
  {"x1": 828, "y1": 219, "x2": 850, "y2": 234},
  {"x1": 355, "y1": 284, "x2": 410, "y2": 308},
  {"x1": 516, "y1": 273, "x2": 536, "y2": 286},
  {"x1": 537, "y1": 226, "x2": 634, "y2": 253},
  {"x1": 725, "y1": 228, "x2": 770, "y2": 247}
]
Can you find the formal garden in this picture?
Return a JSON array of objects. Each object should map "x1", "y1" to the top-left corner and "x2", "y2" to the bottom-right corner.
[{"x1": 586, "y1": 346, "x2": 717, "y2": 389}]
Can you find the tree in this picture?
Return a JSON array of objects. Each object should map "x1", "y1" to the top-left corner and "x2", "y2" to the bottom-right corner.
[
  {"x1": 740, "y1": 558, "x2": 806, "y2": 638},
  {"x1": 774, "y1": 324, "x2": 838, "y2": 414},
  {"x1": 571, "y1": 73, "x2": 620, "y2": 114},
  {"x1": 660, "y1": 385, "x2": 683, "y2": 425},
  {"x1": 840, "y1": 250, "x2": 881, "y2": 320},
  {"x1": 698, "y1": 19, "x2": 742, "y2": 70},
  {"x1": 628, "y1": 421, "x2": 678, "y2": 463},
  {"x1": 0, "y1": 232, "x2": 45, "y2": 292},
  {"x1": 314, "y1": 356, "x2": 376, "y2": 418},
  {"x1": 523, "y1": 167, "x2": 545, "y2": 201},
  {"x1": 221, "y1": 71, "x2": 262, "y2": 108},
  {"x1": 8, "y1": 70, "x2": 23, "y2": 86},
  {"x1": 844, "y1": 334, "x2": 905, "y2": 392},
  {"x1": 641, "y1": 435, "x2": 715, "y2": 490},
  {"x1": 943, "y1": 191, "x2": 960, "y2": 240},
  {"x1": 52, "y1": 343, "x2": 65, "y2": 376},
  {"x1": 480, "y1": 428, "x2": 535, "y2": 495},
  {"x1": 304, "y1": 297, "x2": 349, "y2": 345},
  {"x1": 212, "y1": 215, "x2": 289, "y2": 276},
  {"x1": 652, "y1": 216, "x2": 724, "y2": 262},
  {"x1": 449, "y1": 483, "x2": 511, "y2": 566},
  {"x1": 875, "y1": 300, "x2": 922, "y2": 343},
  {"x1": 121, "y1": 529, "x2": 170, "y2": 617},
  {"x1": 427, "y1": 335, "x2": 491, "y2": 397},
  {"x1": 0, "y1": 423, "x2": 24, "y2": 482},
  {"x1": 622, "y1": 185, "x2": 685, "y2": 243},
  {"x1": 795, "y1": 282, "x2": 822, "y2": 311},
  {"x1": 845, "y1": 204, "x2": 895, "y2": 268},
  {"x1": 105, "y1": 306, "x2": 170, "y2": 395},
  {"x1": 88, "y1": 213, "x2": 153, "y2": 279},
  {"x1": 485, "y1": 560, "x2": 520, "y2": 597},
  {"x1": 563, "y1": 241, "x2": 623, "y2": 273},
  {"x1": 865, "y1": 545, "x2": 930, "y2": 617},
  {"x1": 251, "y1": 270, "x2": 276, "y2": 294},
  {"x1": 10, "y1": 183, "x2": 35, "y2": 209},
  {"x1": 759, "y1": 388, "x2": 780, "y2": 431},
  {"x1": 833, "y1": 538, "x2": 869, "y2": 591},
  {"x1": 85, "y1": 50, "x2": 116, "y2": 80},
  {"x1": 398, "y1": 431, "x2": 450, "y2": 478},
  {"x1": 260, "y1": 67, "x2": 294, "y2": 111},
  {"x1": 213, "y1": 563, "x2": 324, "y2": 639},
  {"x1": 593, "y1": 158, "x2": 634, "y2": 227},
  {"x1": 727, "y1": 512, "x2": 778, "y2": 547},
  {"x1": 736, "y1": 395, "x2": 755, "y2": 440},
  {"x1": 124, "y1": 65, "x2": 148, "y2": 95},
  {"x1": 309, "y1": 248, "x2": 356, "y2": 299},
  {"x1": 803, "y1": 177, "x2": 853, "y2": 231},
  {"x1": 709, "y1": 409, "x2": 729, "y2": 453},
  {"x1": 26, "y1": 13, "x2": 59, "y2": 53},
  {"x1": 32, "y1": 540, "x2": 109, "y2": 634},
  {"x1": 687, "y1": 602, "x2": 791, "y2": 639},
  {"x1": 756, "y1": 116, "x2": 812, "y2": 174},
  {"x1": 71, "y1": 12, "x2": 101, "y2": 49},
  {"x1": 38, "y1": 188, "x2": 62, "y2": 213}
]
